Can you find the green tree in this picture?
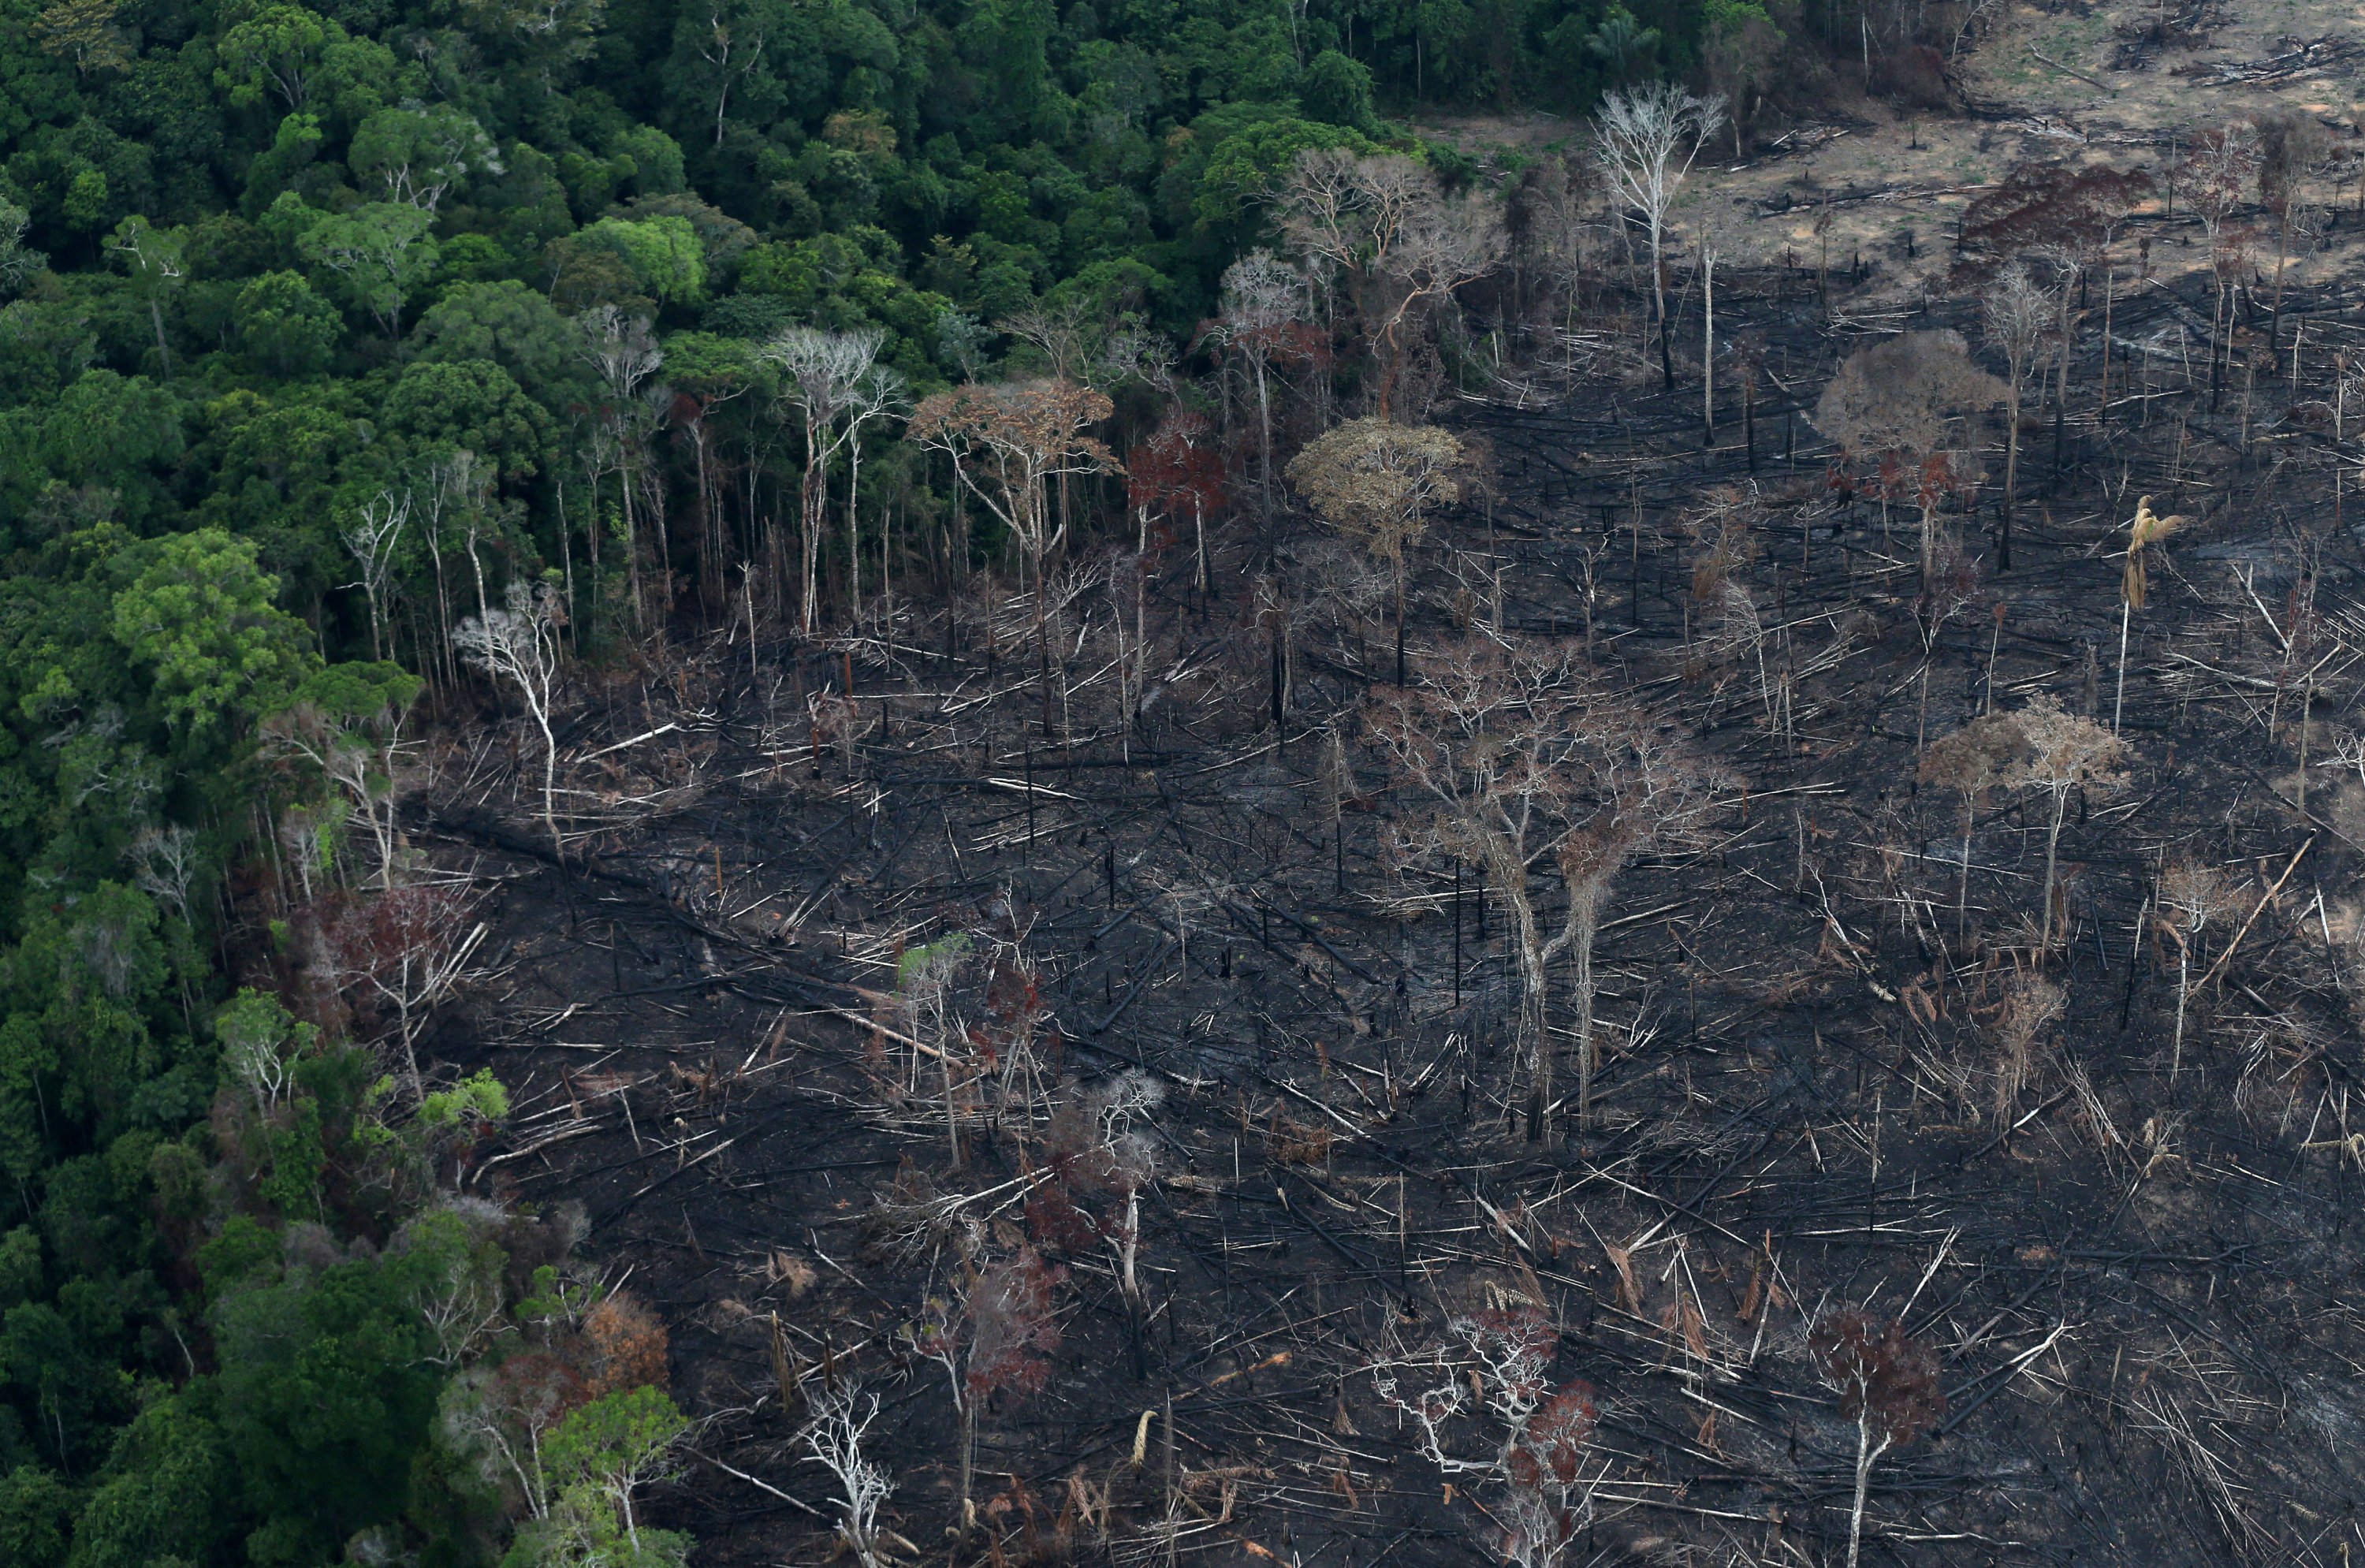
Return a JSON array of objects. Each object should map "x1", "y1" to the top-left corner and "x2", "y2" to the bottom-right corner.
[
  {"x1": 233, "y1": 270, "x2": 343, "y2": 376},
  {"x1": 214, "y1": 5, "x2": 337, "y2": 113},
  {"x1": 575, "y1": 215, "x2": 706, "y2": 306},
  {"x1": 294, "y1": 200, "x2": 440, "y2": 341},
  {"x1": 110, "y1": 529, "x2": 315, "y2": 737},
  {"x1": 211, "y1": 1257, "x2": 438, "y2": 1562}
]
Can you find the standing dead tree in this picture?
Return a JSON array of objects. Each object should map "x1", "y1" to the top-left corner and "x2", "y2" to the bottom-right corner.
[
  {"x1": 319, "y1": 881, "x2": 490, "y2": 1098},
  {"x1": 2155, "y1": 857, "x2": 2237, "y2": 1081},
  {"x1": 907, "y1": 380, "x2": 1118, "y2": 734},
  {"x1": 341, "y1": 485, "x2": 411, "y2": 663},
  {"x1": 1592, "y1": 82, "x2": 1725, "y2": 390},
  {"x1": 1127, "y1": 411, "x2": 1225, "y2": 605},
  {"x1": 1957, "y1": 163, "x2": 2151, "y2": 468},
  {"x1": 799, "y1": 1380, "x2": 894, "y2": 1568},
  {"x1": 1199, "y1": 251, "x2": 1313, "y2": 519},
  {"x1": 1287, "y1": 418, "x2": 1468, "y2": 687},
  {"x1": 1368, "y1": 1306, "x2": 1601, "y2": 1568},
  {"x1": 2115, "y1": 495, "x2": 2187, "y2": 732},
  {"x1": 1979, "y1": 263, "x2": 2050, "y2": 561},
  {"x1": 575, "y1": 307, "x2": 665, "y2": 636},
  {"x1": 2002, "y1": 695, "x2": 2132, "y2": 945},
  {"x1": 1812, "y1": 331, "x2": 2005, "y2": 584},
  {"x1": 917, "y1": 1246, "x2": 1065, "y2": 1534},
  {"x1": 262, "y1": 662, "x2": 426, "y2": 892},
  {"x1": 1810, "y1": 1312, "x2": 1945, "y2": 1568},
  {"x1": 455, "y1": 580, "x2": 568, "y2": 862},
  {"x1": 762, "y1": 326, "x2": 888, "y2": 635},
  {"x1": 1279, "y1": 150, "x2": 1505, "y2": 419},
  {"x1": 2181, "y1": 125, "x2": 2262, "y2": 410},
  {"x1": 1366, "y1": 635, "x2": 1733, "y2": 1138},
  {"x1": 1919, "y1": 711, "x2": 2026, "y2": 939},
  {"x1": 2254, "y1": 107, "x2": 2330, "y2": 349}
]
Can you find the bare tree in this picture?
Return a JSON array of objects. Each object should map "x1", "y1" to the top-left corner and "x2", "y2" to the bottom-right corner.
[
  {"x1": 2181, "y1": 124, "x2": 2261, "y2": 405},
  {"x1": 1204, "y1": 251, "x2": 1309, "y2": 516},
  {"x1": 341, "y1": 486, "x2": 410, "y2": 661},
  {"x1": 839, "y1": 360, "x2": 908, "y2": 622},
  {"x1": 321, "y1": 883, "x2": 490, "y2": 1097},
  {"x1": 1919, "y1": 711, "x2": 2025, "y2": 937},
  {"x1": 907, "y1": 380, "x2": 1117, "y2": 733},
  {"x1": 1810, "y1": 1313, "x2": 1945, "y2": 1568},
  {"x1": 799, "y1": 1380, "x2": 895, "y2": 1568},
  {"x1": 1367, "y1": 635, "x2": 1733, "y2": 1137},
  {"x1": 763, "y1": 326, "x2": 886, "y2": 635},
  {"x1": 575, "y1": 308, "x2": 665, "y2": 635},
  {"x1": 455, "y1": 580, "x2": 568, "y2": 861},
  {"x1": 1980, "y1": 263, "x2": 2050, "y2": 556},
  {"x1": 262, "y1": 665, "x2": 423, "y2": 891},
  {"x1": 1279, "y1": 151, "x2": 1503, "y2": 418},
  {"x1": 1287, "y1": 418, "x2": 1467, "y2": 687},
  {"x1": 917, "y1": 1246, "x2": 1065, "y2": 1531},
  {"x1": 2155, "y1": 857, "x2": 2237, "y2": 1081},
  {"x1": 2255, "y1": 107, "x2": 2330, "y2": 348},
  {"x1": 1592, "y1": 83, "x2": 1726, "y2": 389},
  {"x1": 2002, "y1": 695, "x2": 2132, "y2": 944}
]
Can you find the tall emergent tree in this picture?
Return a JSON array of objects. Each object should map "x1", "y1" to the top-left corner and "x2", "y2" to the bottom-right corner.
[
  {"x1": 1367, "y1": 635, "x2": 1733, "y2": 1138},
  {"x1": 907, "y1": 381, "x2": 1117, "y2": 732},
  {"x1": 1594, "y1": 82, "x2": 1725, "y2": 390}
]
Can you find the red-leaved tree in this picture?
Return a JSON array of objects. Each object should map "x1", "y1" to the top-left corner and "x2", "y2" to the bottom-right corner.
[
  {"x1": 920, "y1": 1246, "x2": 1066, "y2": 1531},
  {"x1": 1810, "y1": 1311, "x2": 1946, "y2": 1568}
]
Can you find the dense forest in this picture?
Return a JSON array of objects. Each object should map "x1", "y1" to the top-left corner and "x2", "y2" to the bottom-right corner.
[{"x1": 4, "y1": 0, "x2": 2356, "y2": 1559}]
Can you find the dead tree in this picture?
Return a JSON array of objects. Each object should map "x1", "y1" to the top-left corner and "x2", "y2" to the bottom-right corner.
[
  {"x1": 2115, "y1": 495, "x2": 2187, "y2": 732},
  {"x1": 907, "y1": 380, "x2": 1118, "y2": 734},
  {"x1": 918, "y1": 1245, "x2": 1065, "y2": 1533},
  {"x1": 1919, "y1": 711, "x2": 2026, "y2": 938},
  {"x1": 454, "y1": 580, "x2": 568, "y2": 862},
  {"x1": 1979, "y1": 263, "x2": 2050, "y2": 562},
  {"x1": 1592, "y1": 83, "x2": 1726, "y2": 389},
  {"x1": 1287, "y1": 418, "x2": 1467, "y2": 687},
  {"x1": 341, "y1": 486, "x2": 410, "y2": 662},
  {"x1": 2155, "y1": 858, "x2": 2237, "y2": 1081},
  {"x1": 1127, "y1": 411, "x2": 1226, "y2": 604},
  {"x1": 262, "y1": 662, "x2": 426, "y2": 892},
  {"x1": 1956, "y1": 162, "x2": 2151, "y2": 469},
  {"x1": 1279, "y1": 150, "x2": 1504, "y2": 418},
  {"x1": 2002, "y1": 695, "x2": 2132, "y2": 944},
  {"x1": 1812, "y1": 331, "x2": 2005, "y2": 583},
  {"x1": 1201, "y1": 251, "x2": 1311, "y2": 517},
  {"x1": 798, "y1": 1380, "x2": 894, "y2": 1568},
  {"x1": 2255, "y1": 107, "x2": 2331, "y2": 348},
  {"x1": 2181, "y1": 125, "x2": 2261, "y2": 408},
  {"x1": 1369, "y1": 1306, "x2": 1600, "y2": 1567},
  {"x1": 1809, "y1": 1312, "x2": 1945, "y2": 1568},
  {"x1": 762, "y1": 326, "x2": 888, "y2": 635},
  {"x1": 575, "y1": 307, "x2": 665, "y2": 636},
  {"x1": 1365, "y1": 635, "x2": 1734, "y2": 1137},
  {"x1": 319, "y1": 881, "x2": 490, "y2": 1098}
]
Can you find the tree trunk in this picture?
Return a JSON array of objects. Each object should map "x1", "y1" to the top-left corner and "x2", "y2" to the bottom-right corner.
[
  {"x1": 2001, "y1": 385, "x2": 2020, "y2": 569},
  {"x1": 148, "y1": 298, "x2": 173, "y2": 378},
  {"x1": 2041, "y1": 787, "x2": 2068, "y2": 944},
  {"x1": 1514, "y1": 891, "x2": 1550, "y2": 1140},
  {"x1": 1701, "y1": 251, "x2": 1715, "y2": 444},
  {"x1": 1845, "y1": 1422, "x2": 1888, "y2": 1568},
  {"x1": 1572, "y1": 892, "x2": 1603, "y2": 1130}
]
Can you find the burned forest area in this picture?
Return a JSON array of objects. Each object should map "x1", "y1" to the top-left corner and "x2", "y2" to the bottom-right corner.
[{"x1": 404, "y1": 157, "x2": 2365, "y2": 1568}]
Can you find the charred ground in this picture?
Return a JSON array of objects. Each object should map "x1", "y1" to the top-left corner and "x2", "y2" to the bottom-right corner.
[{"x1": 405, "y1": 213, "x2": 2365, "y2": 1568}]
